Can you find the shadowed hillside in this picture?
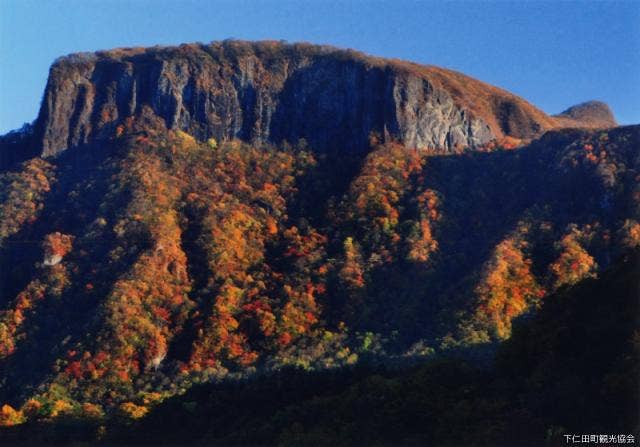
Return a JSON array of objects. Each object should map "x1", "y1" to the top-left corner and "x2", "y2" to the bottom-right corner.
[{"x1": 2, "y1": 249, "x2": 636, "y2": 446}]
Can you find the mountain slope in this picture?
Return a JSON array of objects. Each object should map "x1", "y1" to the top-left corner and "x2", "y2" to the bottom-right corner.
[
  {"x1": 127, "y1": 249, "x2": 640, "y2": 447},
  {"x1": 0, "y1": 120, "x2": 638, "y2": 423},
  {"x1": 3, "y1": 250, "x2": 637, "y2": 446},
  {"x1": 0, "y1": 41, "x2": 637, "y2": 439}
]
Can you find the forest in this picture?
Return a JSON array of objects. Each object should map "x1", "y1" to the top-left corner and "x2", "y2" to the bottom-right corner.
[{"x1": 0, "y1": 114, "x2": 638, "y2": 444}]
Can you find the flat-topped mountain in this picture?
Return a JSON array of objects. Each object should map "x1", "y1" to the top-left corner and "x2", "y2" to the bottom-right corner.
[{"x1": 12, "y1": 40, "x2": 611, "y2": 161}]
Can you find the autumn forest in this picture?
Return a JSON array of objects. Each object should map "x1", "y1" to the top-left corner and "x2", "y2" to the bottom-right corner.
[{"x1": 0, "y1": 40, "x2": 638, "y2": 446}]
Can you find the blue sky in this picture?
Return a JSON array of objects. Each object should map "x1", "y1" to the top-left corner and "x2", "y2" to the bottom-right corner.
[{"x1": 1, "y1": 0, "x2": 638, "y2": 133}]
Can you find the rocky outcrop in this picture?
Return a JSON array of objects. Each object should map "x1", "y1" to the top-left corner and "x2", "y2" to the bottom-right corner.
[
  {"x1": 18, "y1": 40, "x2": 608, "y2": 159},
  {"x1": 554, "y1": 100, "x2": 617, "y2": 129}
]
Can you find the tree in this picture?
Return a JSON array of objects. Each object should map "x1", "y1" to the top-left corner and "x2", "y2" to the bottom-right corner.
[
  {"x1": 42, "y1": 232, "x2": 73, "y2": 266},
  {"x1": 339, "y1": 237, "x2": 365, "y2": 289},
  {"x1": 474, "y1": 238, "x2": 544, "y2": 339},
  {"x1": 550, "y1": 226, "x2": 597, "y2": 289},
  {"x1": 0, "y1": 404, "x2": 24, "y2": 426}
]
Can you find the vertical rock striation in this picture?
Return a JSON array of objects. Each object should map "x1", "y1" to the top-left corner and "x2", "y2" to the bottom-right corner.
[{"x1": 22, "y1": 40, "x2": 573, "y2": 158}]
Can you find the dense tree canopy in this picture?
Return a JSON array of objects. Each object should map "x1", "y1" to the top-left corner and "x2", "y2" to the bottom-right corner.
[{"x1": 0, "y1": 123, "x2": 638, "y2": 444}]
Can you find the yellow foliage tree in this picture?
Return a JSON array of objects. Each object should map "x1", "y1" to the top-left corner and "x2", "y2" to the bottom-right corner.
[
  {"x1": 0, "y1": 404, "x2": 24, "y2": 426},
  {"x1": 118, "y1": 402, "x2": 148, "y2": 419}
]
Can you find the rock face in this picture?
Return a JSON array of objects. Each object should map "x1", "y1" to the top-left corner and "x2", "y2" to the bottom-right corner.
[
  {"x1": 29, "y1": 41, "x2": 556, "y2": 157},
  {"x1": 16, "y1": 40, "x2": 608, "y2": 159},
  {"x1": 43, "y1": 254, "x2": 62, "y2": 266}
]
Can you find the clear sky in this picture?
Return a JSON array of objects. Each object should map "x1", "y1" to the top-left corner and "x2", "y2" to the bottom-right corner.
[{"x1": 1, "y1": 0, "x2": 639, "y2": 134}]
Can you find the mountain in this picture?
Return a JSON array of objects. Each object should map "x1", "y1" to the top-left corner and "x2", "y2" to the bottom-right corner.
[
  {"x1": 0, "y1": 40, "x2": 637, "y2": 444},
  {"x1": 554, "y1": 100, "x2": 618, "y2": 129},
  {"x1": 2, "y1": 40, "x2": 616, "y2": 168}
]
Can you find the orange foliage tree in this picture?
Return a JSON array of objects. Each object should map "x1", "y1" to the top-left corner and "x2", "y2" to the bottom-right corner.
[
  {"x1": 43, "y1": 232, "x2": 74, "y2": 265},
  {"x1": 339, "y1": 237, "x2": 365, "y2": 290},
  {"x1": 0, "y1": 404, "x2": 24, "y2": 426},
  {"x1": 550, "y1": 226, "x2": 597, "y2": 289},
  {"x1": 0, "y1": 158, "x2": 55, "y2": 245},
  {"x1": 0, "y1": 280, "x2": 46, "y2": 359},
  {"x1": 406, "y1": 189, "x2": 441, "y2": 262},
  {"x1": 474, "y1": 238, "x2": 544, "y2": 339}
]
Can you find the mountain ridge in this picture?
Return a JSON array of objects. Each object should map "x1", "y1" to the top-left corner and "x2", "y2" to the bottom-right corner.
[{"x1": 1, "y1": 40, "x2": 618, "y2": 169}]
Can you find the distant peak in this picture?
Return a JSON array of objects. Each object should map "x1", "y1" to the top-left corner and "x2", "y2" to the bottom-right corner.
[{"x1": 554, "y1": 100, "x2": 617, "y2": 128}]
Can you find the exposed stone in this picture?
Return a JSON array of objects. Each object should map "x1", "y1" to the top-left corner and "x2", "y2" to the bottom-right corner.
[
  {"x1": 43, "y1": 254, "x2": 63, "y2": 266},
  {"x1": 18, "y1": 40, "x2": 609, "y2": 159},
  {"x1": 29, "y1": 42, "x2": 514, "y2": 157}
]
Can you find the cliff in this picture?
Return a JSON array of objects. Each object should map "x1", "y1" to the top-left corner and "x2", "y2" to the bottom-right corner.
[
  {"x1": 0, "y1": 40, "x2": 616, "y2": 165},
  {"x1": 28, "y1": 40, "x2": 570, "y2": 158}
]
